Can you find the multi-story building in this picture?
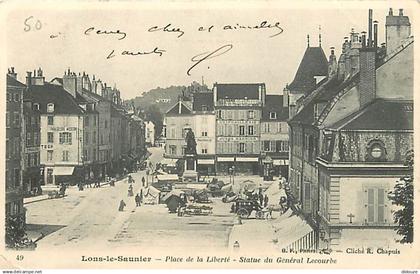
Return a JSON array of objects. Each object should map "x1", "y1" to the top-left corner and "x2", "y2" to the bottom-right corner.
[
  {"x1": 22, "y1": 93, "x2": 41, "y2": 195},
  {"x1": 163, "y1": 100, "x2": 193, "y2": 170},
  {"x1": 288, "y1": 8, "x2": 413, "y2": 248},
  {"x1": 214, "y1": 83, "x2": 264, "y2": 175},
  {"x1": 260, "y1": 94, "x2": 289, "y2": 178},
  {"x1": 27, "y1": 68, "x2": 87, "y2": 185},
  {"x1": 145, "y1": 121, "x2": 155, "y2": 146},
  {"x1": 192, "y1": 92, "x2": 216, "y2": 175},
  {"x1": 286, "y1": 37, "x2": 329, "y2": 217},
  {"x1": 110, "y1": 104, "x2": 126, "y2": 175},
  {"x1": 6, "y1": 68, "x2": 25, "y2": 221}
]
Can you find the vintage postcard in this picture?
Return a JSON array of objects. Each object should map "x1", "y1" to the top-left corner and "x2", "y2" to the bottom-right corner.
[{"x1": 0, "y1": 0, "x2": 419, "y2": 270}]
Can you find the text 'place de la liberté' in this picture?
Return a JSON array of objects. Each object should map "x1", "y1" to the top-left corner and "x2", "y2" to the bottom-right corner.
[{"x1": 4, "y1": 6, "x2": 414, "y2": 261}]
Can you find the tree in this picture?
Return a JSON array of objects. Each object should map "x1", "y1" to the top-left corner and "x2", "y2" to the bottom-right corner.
[
  {"x1": 388, "y1": 150, "x2": 414, "y2": 243},
  {"x1": 5, "y1": 214, "x2": 36, "y2": 250},
  {"x1": 145, "y1": 104, "x2": 163, "y2": 138}
]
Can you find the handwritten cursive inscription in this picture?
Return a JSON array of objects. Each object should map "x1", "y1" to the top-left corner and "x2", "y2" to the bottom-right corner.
[
  {"x1": 85, "y1": 27, "x2": 127, "y2": 40},
  {"x1": 148, "y1": 23, "x2": 185, "y2": 38},
  {"x1": 223, "y1": 21, "x2": 284, "y2": 38},
  {"x1": 106, "y1": 47, "x2": 166, "y2": 59},
  {"x1": 187, "y1": 44, "x2": 233, "y2": 76}
]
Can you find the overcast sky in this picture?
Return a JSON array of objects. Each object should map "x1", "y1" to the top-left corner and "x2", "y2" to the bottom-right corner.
[{"x1": 4, "y1": 3, "x2": 412, "y2": 99}]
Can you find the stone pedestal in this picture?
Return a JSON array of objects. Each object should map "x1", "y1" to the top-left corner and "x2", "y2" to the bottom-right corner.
[{"x1": 182, "y1": 154, "x2": 198, "y2": 183}]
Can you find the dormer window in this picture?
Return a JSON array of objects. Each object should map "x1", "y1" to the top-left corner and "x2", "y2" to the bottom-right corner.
[
  {"x1": 33, "y1": 103, "x2": 40, "y2": 111},
  {"x1": 47, "y1": 103, "x2": 55, "y2": 113},
  {"x1": 201, "y1": 105, "x2": 208, "y2": 111},
  {"x1": 270, "y1": 112, "x2": 277, "y2": 119}
]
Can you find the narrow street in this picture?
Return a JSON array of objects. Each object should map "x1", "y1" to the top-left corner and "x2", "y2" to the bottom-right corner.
[{"x1": 25, "y1": 147, "x2": 235, "y2": 252}]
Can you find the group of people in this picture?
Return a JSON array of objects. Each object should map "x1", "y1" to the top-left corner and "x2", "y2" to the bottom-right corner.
[
  {"x1": 118, "y1": 175, "x2": 146, "y2": 212},
  {"x1": 77, "y1": 178, "x2": 104, "y2": 191},
  {"x1": 246, "y1": 190, "x2": 270, "y2": 208}
]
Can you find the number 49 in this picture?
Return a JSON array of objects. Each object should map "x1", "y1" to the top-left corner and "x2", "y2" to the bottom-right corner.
[{"x1": 16, "y1": 254, "x2": 24, "y2": 261}]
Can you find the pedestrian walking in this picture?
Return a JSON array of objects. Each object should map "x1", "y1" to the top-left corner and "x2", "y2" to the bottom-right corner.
[
  {"x1": 264, "y1": 194, "x2": 269, "y2": 208},
  {"x1": 141, "y1": 176, "x2": 145, "y2": 187},
  {"x1": 78, "y1": 182, "x2": 84, "y2": 191},
  {"x1": 135, "y1": 194, "x2": 141, "y2": 207},
  {"x1": 128, "y1": 184, "x2": 134, "y2": 197},
  {"x1": 259, "y1": 192, "x2": 264, "y2": 206},
  {"x1": 118, "y1": 200, "x2": 126, "y2": 211}
]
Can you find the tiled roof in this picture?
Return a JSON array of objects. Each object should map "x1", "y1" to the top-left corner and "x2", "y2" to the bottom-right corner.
[
  {"x1": 6, "y1": 75, "x2": 26, "y2": 88},
  {"x1": 288, "y1": 47, "x2": 328, "y2": 94},
  {"x1": 27, "y1": 83, "x2": 84, "y2": 115},
  {"x1": 166, "y1": 101, "x2": 192, "y2": 115},
  {"x1": 262, "y1": 95, "x2": 289, "y2": 121},
  {"x1": 329, "y1": 99, "x2": 413, "y2": 130},
  {"x1": 289, "y1": 73, "x2": 358, "y2": 125},
  {"x1": 289, "y1": 101, "x2": 315, "y2": 125},
  {"x1": 192, "y1": 92, "x2": 214, "y2": 111},
  {"x1": 215, "y1": 83, "x2": 263, "y2": 100}
]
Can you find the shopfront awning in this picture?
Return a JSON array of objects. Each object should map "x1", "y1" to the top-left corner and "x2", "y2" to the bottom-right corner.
[
  {"x1": 217, "y1": 157, "x2": 235, "y2": 162},
  {"x1": 236, "y1": 157, "x2": 259, "y2": 162},
  {"x1": 53, "y1": 166, "x2": 75, "y2": 176},
  {"x1": 273, "y1": 159, "x2": 290, "y2": 166},
  {"x1": 197, "y1": 159, "x2": 215, "y2": 165},
  {"x1": 160, "y1": 158, "x2": 179, "y2": 167},
  {"x1": 157, "y1": 174, "x2": 179, "y2": 181}
]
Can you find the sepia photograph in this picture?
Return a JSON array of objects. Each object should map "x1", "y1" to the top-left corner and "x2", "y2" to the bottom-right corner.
[{"x1": 0, "y1": 0, "x2": 418, "y2": 270}]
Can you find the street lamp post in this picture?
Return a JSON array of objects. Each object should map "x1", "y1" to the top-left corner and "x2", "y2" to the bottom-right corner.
[
  {"x1": 229, "y1": 166, "x2": 236, "y2": 188},
  {"x1": 232, "y1": 166, "x2": 235, "y2": 187}
]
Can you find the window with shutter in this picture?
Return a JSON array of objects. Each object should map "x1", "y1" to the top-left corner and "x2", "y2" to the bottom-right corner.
[
  {"x1": 377, "y1": 188, "x2": 385, "y2": 223},
  {"x1": 365, "y1": 187, "x2": 387, "y2": 224},
  {"x1": 367, "y1": 188, "x2": 375, "y2": 223}
]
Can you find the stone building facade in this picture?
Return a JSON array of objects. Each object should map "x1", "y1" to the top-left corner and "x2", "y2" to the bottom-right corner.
[{"x1": 288, "y1": 8, "x2": 413, "y2": 248}]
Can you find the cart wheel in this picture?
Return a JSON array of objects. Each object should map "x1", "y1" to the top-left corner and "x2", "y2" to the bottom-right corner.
[
  {"x1": 256, "y1": 211, "x2": 264, "y2": 219},
  {"x1": 237, "y1": 208, "x2": 250, "y2": 219}
]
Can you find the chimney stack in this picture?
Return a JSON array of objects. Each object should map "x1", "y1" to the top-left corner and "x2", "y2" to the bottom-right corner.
[
  {"x1": 368, "y1": 9, "x2": 373, "y2": 47},
  {"x1": 7, "y1": 67, "x2": 17, "y2": 79},
  {"x1": 386, "y1": 7, "x2": 411, "y2": 55},
  {"x1": 373, "y1": 20, "x2": 378, "y2": 49},
  {"x1": 26, "y1": 71, "x2": 32, "y2": 87},
  {"x1": 63, "y1": 69, "x2": 77, "y2": 98},
  {"x1": 361, "y1": 31, "x2": 367, "y2": 47},
  {"x1": 359, "y1": 46, "x2": 376, "y2": 108}
]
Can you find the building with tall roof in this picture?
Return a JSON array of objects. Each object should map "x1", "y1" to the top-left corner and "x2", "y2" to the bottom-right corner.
[
  {"x1": 26, "y1": 68, "x2": 90, "y2": 185},
  {"x1": 284, "y1": 35, "x2": 329, "y2": 117},
  {"x1": 260, "y1": 94, "x2": 289, "y2": 178},
  {"x1": 287, "y1": 8, "x2": 413, "y2": 249},
  {"x1": 6, "y1": 68, "x2": 25, "y2": 223},
  {"x1": 214, "y1": 83, "x2": 265, "y2": 175}
]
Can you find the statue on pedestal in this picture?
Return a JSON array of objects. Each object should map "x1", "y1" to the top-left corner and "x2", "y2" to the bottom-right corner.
[{"x1": 183, "y1": 128, "x2": 198, "y2": 182}]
